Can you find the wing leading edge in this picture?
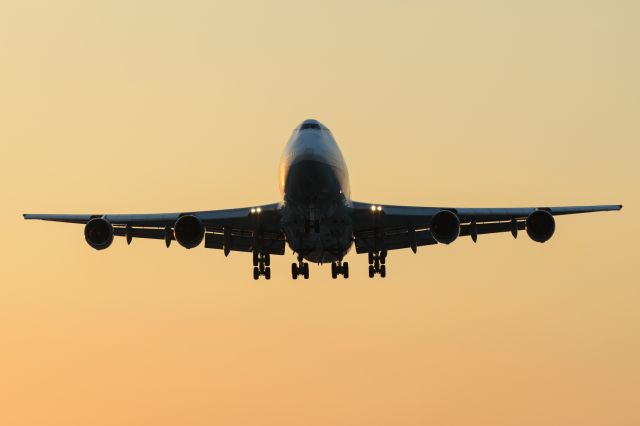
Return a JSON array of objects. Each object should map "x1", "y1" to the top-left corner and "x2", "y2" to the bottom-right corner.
[
  {"x1": 24, "y1": 202, "x2": 622, "y2": 256},
  {"x1": 24, "y1": 203, "x2": 286, "y2": 255},
  {"x1": 351, "y1": 202, "x2": 622, "y2": 254}
]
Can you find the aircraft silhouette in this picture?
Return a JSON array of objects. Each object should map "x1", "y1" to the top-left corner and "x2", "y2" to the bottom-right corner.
[{"x1": 24, "y1": 119, "x2": 622, "y2": 280}]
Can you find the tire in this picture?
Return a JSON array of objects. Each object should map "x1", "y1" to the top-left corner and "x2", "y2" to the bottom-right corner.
[
  {"x1": 343, "y1": 262, "x2": 349, "y2": 279},
  {"x1": 380, "y1": 265, "x2": 386, "y2": 278},
  {"x1": 253, "y1": 252, "x2": 259, "y2": 267},
  {"x1": 368, "y1": 265, "x2": 375, "y2": 278},
  {"x1": 291, "y1": 263, "x2": 298, "y2": 280},
  {"x1": 368, "y1": 252, "x2": 374, "y2": 265},
  {"x1": 264, "y1": 254, "x2": 270, "y2": 267},
  {"x1": 331, "y1": 263, "x2": 337, "y2": 279},
  {"x1": 253, "y1": 267, "x2": 260, "y2": 280},
  {"x1": 265, "y1": 267, "x2": 271, "y2": 280},
  {"x1": 303, "y1": 263, "x2": 309, "y2": 279},
  {"x1": 380, "y1": 250, "x2": 387, "y2": 264}
]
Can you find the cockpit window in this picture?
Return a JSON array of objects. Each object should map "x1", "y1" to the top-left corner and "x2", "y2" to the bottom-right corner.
[{"x1": 300, "y1": 123, "x2": 321, "y2": 130}]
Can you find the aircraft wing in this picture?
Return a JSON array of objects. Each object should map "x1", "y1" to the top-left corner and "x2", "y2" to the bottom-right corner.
[
  {"x1": 351, "y1": 201, "x2": 623, "y2": 253},
  {"x1": 23, "y1": 203, "x2": 286, "y2": 255}
]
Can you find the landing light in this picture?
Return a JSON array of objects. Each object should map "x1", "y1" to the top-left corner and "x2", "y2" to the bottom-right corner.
[
  {"x1": 251, "y1": 207, "x2": 262, "y2": 215},
  {"x1": 370, "y1": 205, "x2": 383, "y2": 212}
]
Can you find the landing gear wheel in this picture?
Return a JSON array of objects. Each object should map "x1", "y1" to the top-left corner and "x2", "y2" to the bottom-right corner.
[
  {"x1": 380, "y1": 264, "x2": 386, "y2": 278},
  {"x1": 303, "y1": 262, "x2": 310, "y2": 279},
  {"x1": 265, "y1": 267, "x2": 271, "y2": 280},
  {"x1": 380, "y1": 250, "x2": 387, "y2": 264},
  {"x1": 368, "y1": 252, "x2": 374, "y2": 265},
  {"x1": 369, "y1": 265, "x2": 375, "y2": 278},
  {"x1": 264, "y1": 254, "x2": 270, "y2": 267},
  {"x1": 253, "y1": 251, "x2": 259, "y2": 267},
  {"x1": 331, "y1": 263, "x2": 338, "y2": 279},
  {"x1": 291, "y1": 263, "x2": 298, "y2": 280},
  {"x1": 253, "y1": 267, "x2": 260, "y2": 280},
  {"x1": 343, "y1": 262, "x2": 349, "y2": 279}
]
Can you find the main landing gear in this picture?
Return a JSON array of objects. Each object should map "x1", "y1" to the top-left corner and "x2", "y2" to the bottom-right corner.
[
  {"x1": 291, "y1": 255, "x2": 309, "y2": 279},
  {"x1": 252, "y1": 252, "x2": 271, "y2": 280},
  {"x1": 368, "y1": 250, "x2": 387, "y2": 278},
  {"x1": 331, "y1": 260, "x2": 349, "y2": 279}
]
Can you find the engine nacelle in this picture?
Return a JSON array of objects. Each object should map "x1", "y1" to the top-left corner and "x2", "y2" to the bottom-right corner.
[
  {"x1": 173, "y1": 215, "x2": 205, "y2": 249},
  {"x1": 526, "y1": 210, "x2": 555, "y2": 243},
  {"x1": 84, "y1": 218, "x2": 114, "y2": 250},
  {"x1": 430, "y1": 210, "x2": 461, "y2": 244}
]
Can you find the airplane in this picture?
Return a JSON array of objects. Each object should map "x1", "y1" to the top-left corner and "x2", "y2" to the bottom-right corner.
[{"x1": 24, "y1": 119, "x2": 622, "y2": 280}]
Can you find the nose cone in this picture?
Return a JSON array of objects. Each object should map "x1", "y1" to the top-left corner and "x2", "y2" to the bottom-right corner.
[
  {"x1": 288, "y1": 119, "x2": 339, "y2": 166},
  {"x1": 280, "y1": 118, "x2": 349, "y2": 199},
  {"x1": 297, "y1": 118, "x2": 326, "y2": 130}
]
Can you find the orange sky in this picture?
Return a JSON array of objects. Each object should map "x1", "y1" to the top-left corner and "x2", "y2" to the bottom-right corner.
[{"x1": 1, "y1": 1, "x2": 638, "y2": 425}]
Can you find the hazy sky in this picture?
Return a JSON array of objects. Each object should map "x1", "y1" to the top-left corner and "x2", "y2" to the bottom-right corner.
[{"x1": 1, "y1": 1, "x2": 638, "y2": 425}]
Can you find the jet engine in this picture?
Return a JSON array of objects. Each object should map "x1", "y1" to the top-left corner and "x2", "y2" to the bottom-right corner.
[
  {"x1": 173, "y1": 215, "x2": 205, "y2": 249},
  {"x1": 84, "y1": 218, "x2": 114, "y2": 250},
  {"x1": 430, "y1": 210, "x2": 461, "y2": 244},
  {"x1": 526, "y1": 210, "x2": 555, "y2": 243}
]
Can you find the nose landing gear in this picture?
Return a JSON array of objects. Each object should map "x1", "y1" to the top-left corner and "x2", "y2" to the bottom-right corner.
[
  {"x1": 252, "y1": 252, "x2": 271, "y2": 280},
  {"x1": 367, "y1": 250, "x2": 387, "y2": 278}
]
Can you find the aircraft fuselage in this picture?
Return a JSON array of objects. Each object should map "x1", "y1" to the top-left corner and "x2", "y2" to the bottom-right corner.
[{"x1": 279, "y1": 119, "x2": 353, "y2": 263}]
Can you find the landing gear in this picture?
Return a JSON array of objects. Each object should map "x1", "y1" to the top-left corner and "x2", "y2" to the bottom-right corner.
[
  {"x1": 252, "y1": 252, "x2": 271, "y2": 280},
  {"x1": 367, "y1": 250, "x2": 387, "y2": 278},
  {"x1": 254, "y1": 252, "x2": 270, "y2": 267},
  {"x1": 291, "y1": 256, "x2": 309, "y2": 279},
  {"x1": 331, "y1": 260, "x2": 349, "y2": 279}
]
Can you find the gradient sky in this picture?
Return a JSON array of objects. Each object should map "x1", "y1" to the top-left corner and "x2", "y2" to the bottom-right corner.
[{"x1": 1, "y1": 1, "x2": 638, "y2": 425}]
